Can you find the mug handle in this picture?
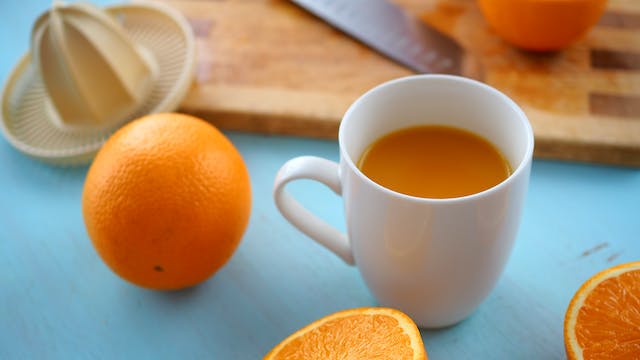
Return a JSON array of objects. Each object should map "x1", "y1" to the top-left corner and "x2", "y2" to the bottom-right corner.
[{"x1": 273, "y1": 156, "x2": 355, "y2": 265}]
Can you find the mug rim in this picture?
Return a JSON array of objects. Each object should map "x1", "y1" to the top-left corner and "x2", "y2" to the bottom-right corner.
[{"x1": 338, "y1": 74, "x2": 534, "y2": 203}]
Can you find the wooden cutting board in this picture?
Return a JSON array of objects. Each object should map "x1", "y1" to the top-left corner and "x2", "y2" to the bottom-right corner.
[{"x1": 158, "y1": 0, "x2": 640, "y2": 166}]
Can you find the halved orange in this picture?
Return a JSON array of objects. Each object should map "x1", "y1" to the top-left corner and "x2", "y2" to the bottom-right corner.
[
  {"x1": 264, "y1": 307, "x2": 427, "y2": 360},
  {"x1": 564, "y1": 261, "x2": 640, "y2": 359},
  {"x1": 478, "y1": 0, "x2": 607, "y2": 51}
]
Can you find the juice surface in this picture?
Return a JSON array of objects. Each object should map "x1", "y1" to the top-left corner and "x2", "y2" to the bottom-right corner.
[{"x1": 357, "y1": 125, "x2": 512, "y2": 199}]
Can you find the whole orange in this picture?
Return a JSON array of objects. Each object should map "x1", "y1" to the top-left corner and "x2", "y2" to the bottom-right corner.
[
  {"x1": 478, "y1": 0, "x2": 607, "y2": 51},
  {"x1": 82, "y1": 113, "x2": 251, "y2": 290}
]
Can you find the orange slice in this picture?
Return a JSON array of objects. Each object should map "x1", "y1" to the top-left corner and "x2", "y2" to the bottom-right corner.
[
  {"x1": 564, "y1": 261, "x2": 640, "y2": 359},
  {"x1": 264, "y1": 307, "x2": 427, "y2": 360}
]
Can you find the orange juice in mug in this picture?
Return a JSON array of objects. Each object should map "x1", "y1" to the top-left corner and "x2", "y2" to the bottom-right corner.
[
  {"x1": 358, "y1": 125, "x2": 512, "y2": 199},
  {"x1": 273, "y1": 75, "x2": 534, "y2": 328}
]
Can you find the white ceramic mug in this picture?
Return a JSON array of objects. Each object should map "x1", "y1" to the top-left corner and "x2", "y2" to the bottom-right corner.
[{"x1": 273, "y1": 75, "x2": 534, "y2": 328}]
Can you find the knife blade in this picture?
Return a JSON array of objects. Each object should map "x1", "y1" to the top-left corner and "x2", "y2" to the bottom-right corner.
[{"x1": 290, "y1": 0, "x2": 466, "y2": 75}]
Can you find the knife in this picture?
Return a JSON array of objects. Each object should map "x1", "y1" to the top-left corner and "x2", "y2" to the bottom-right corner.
[{"x1": 290, "y1": 0, "x2": 474, "y2": 76}]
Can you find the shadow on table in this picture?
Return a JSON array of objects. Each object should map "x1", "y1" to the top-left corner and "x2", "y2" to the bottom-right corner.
[
  {"x1": 419, "y1": 276, "x2": 564, "y2": 359},
  {"x1": 0, "y1": 137, "x2": 89, "y2": 191}
]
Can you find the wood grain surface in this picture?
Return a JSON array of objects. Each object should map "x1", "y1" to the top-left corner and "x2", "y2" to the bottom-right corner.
[{"x1": 157, "y1": 0, "x2": 640, "y2": 166}]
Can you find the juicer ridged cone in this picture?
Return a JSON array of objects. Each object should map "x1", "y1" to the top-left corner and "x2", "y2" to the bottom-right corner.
[{"x1": 1, "y1": 1, "x2": 196, "y2": 165}]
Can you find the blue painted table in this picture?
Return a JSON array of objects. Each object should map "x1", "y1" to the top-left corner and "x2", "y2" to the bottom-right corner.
[{"x1": 2, "y1": 1, "x2": 639, "y2": 358}]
